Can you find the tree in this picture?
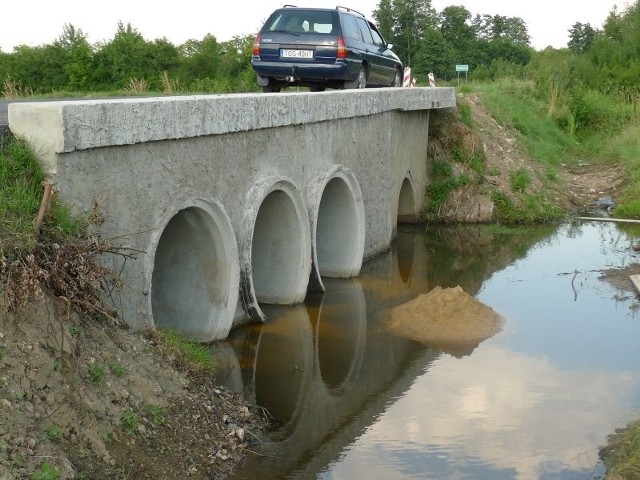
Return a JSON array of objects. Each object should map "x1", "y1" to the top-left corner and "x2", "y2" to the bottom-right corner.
[
  {"x1": 57, "y1": 24, "x2": 94, "y2": 90},
  {"x1": 373, "y1": 0, "x2": 394, "y2": 41},
  {"x1": 90, "y1": 22, "x2": 180, "y2": 90},
  {"x1": 178, "y1": 35, "x2": 220, "y2": 85},
  {"x1": 373, "y1": 0, "x2": 437, "y2": 66},
  {"x1": 568, "y1": 22, "x2": 598, "y2": 53},
  {"x1": 413, "y1": 27, "x2": 454, "y2": 80},
  {"x1": 439, "y1": 6, "x2": 475, "y2": 53}
]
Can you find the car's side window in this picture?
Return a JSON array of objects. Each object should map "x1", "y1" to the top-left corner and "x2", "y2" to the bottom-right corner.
[
  {"x1": 341, "y1": 14, "x2": 361, "y2": 41},
  {"x1": 355, "y1": 17, "x2": 374, "y2": 44},
  {"x1": 369, "y1": 24, "x2": 385, "y2": 47}
]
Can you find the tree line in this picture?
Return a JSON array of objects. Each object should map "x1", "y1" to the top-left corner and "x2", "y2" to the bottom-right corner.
[
  {"x1": 0, "y1": 1, "x2": 638, "y2": 98},
  {"x1": 0, "y1": 22, "x2": 257, "y2": 95}
]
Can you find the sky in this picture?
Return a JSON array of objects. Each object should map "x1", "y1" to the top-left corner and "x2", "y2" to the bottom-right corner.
[{"x1": 0, "y1": 0, "x2": 625, "y2": 53}]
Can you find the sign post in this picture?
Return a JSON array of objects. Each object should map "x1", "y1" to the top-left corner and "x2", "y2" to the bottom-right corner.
[
  {"x1": 455, "y1": 64, "x2": 469, "y2": 86},
  {"x1": 403, "y1": 67, "x2": 412, "y2": 87}
]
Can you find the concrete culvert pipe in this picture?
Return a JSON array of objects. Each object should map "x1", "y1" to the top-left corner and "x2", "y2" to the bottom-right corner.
[
  {"x1": 315, "y1": 174, "x2": 365, "y2": 278},
  {"x1": 398, "y1": 177, "x2": 417, "y2": 223},
  {"x1": 151, "y1": 204, "x2": 239, "y2": 341},
  {"x1": 251, "y1": 189, "x2": 311, "y2": 304}
]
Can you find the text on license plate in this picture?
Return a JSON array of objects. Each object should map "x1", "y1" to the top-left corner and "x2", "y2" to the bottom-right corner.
[{"x1": 281, "y1": 49, "x2": 314, "y2": 59}]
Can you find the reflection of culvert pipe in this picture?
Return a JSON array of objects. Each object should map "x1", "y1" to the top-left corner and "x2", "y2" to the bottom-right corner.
[
  {"x1": 313, "y1": 278, "x2": 367, "y2": 393},
  {"x1": 394, "y1": 230, "x2": 417, "y2": 285},
  {"x1": 226, "y1": 305, "x2": 314, "y2": 441},
  {"x1": 150, "y1": 201, "x2": 239, "y2": 342},
  {"x1": 307, "y1": 167, "x2": 365, "y2": 291}
]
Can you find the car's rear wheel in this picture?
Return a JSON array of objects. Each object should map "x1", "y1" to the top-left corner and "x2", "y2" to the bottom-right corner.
[
  {"x1": 392, "y1": 69, "x2": 402, "y2": 87},
  {"x1": 344, "y1": 66, "x2": 367, "y2": 89},
  {"x1": 262, "y1": 84, "x2": 281, "y2": 93}
]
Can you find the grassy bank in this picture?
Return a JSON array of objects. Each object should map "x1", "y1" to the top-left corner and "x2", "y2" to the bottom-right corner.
[
  {"x1": 601, "y1": 420, "x2": 640, "y2": 479},
  {"x1": 474, "y1": 79, "x2": 640, "y2": 218},
  {"x1": 0, "y1": 135, "x2": 216, "y2": 373},
  {"x1": 0, "y1": 135, "x2": 78, "y2": 252}
]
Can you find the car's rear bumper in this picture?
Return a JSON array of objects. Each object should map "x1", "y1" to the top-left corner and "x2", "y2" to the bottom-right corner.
[{"x1": 251, "y1": 59, "x2": 359, "y2": 83}]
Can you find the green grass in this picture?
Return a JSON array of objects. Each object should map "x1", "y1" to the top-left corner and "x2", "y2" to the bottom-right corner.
[
  {"x1": 42, "y1": 425, "x2": 63, "y2": 442},
  {"x1": 0, "y1": 136, "x2": 82, "y2": 251},
  {"x1": 153, "y1": 329, "x2": 217, "y2": 374},
  {"x1": 87, "y1": 364, "x2": 105, "y2": 384},
  {"x1": 602, "y1": 419, "x2": 640, "y2": 479},
  {"x1": 477, "y1": 80, "x2": 575, "y2": 167},
  {"x1": 475, "y1": 78, "x2": 640, "y2": 218},
  {"x1": 107, "y1": 361, "x2": 126, "y2": 378},
  {"x1": 491, "y1": 190, "x2": 561, "y2": 224},
  {"x1": 510, "y1": 168, "x2": 532, "y2": 193},
  {"x1": 31, "y1": 463, "x2": 61, "y2": 480}
]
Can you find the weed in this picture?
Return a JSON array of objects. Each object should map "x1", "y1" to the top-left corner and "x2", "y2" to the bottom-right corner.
[
  {"x1": 125, "y1": 78, "x2": 148, "y2": 93},
  {"x1": 0, "y1": 346, "x2": 5, "y2": 360},
  {"x1": 69, "y1": 325, "x2": 83, "y2": 337},
  {"x1": 2, "y1": 76, "x2": 35, "y2": 99},
  {"x1": 458, "y1": 101, "x2": 473, "y2": 127},
  {"x1": 31, "y1": 463, "x2": 61, "y2": 480},
  {"x1": 53, "y1": 360, "x2": 62, "y2": 372},
  {"x1": 42, "y1": 425, "x2": 63, "y2": 442},
  {"x1": 148, "y1": 404, "x2": 165, "y2": 427},
  {"x1": 161, "y1": 71, "x2": 181, "y2": 94},
  {"x1": 510, "y1": 168, "x2": 531, "y2": 193},
  {"x1": 121, "y1": 409, "x2": 139, "y2": 436},
  {"x1": 544, "y1": 168, "x2": 558, "y2": 182},
  {"x1": 486, "y1": 165, "x2": 501, "y2": 176},
  {"x1": 87, "y1": 364, "x2": 105, "y2": 384},
  {"x1": 108, "y1": 361, "x2": 126, "y2": 378}
]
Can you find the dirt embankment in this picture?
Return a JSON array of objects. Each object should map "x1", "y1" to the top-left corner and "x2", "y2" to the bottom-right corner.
[
  {"x1": 428, "y1": 93, "x2": 627, "y2": 222},
  {"x1": 0, "y1": 295, "x2": 266, "y2": 479}
]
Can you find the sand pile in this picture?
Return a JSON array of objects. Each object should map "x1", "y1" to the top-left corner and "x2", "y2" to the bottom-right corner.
[{"x1": 387, "y1": 286, "x2": 504, "y2": 357}]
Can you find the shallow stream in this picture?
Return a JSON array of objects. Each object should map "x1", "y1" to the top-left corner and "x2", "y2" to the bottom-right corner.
[{"x1": 216, "y1": 221, "x2": 640, "y2": 479}]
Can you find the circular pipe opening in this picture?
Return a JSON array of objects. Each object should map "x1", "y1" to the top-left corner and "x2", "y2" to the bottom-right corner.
[
  {"x1": 316, "y1": 176, "x2": 364, "y2": 277},
  {"x1": 251, "y1": 190, "x2": 309, "y2": 304},
  {"x1": 398, "y1": 177, "x2": 417, "y2": 224},
  {"x1": 151, "y1": 205, "x2": 238, "y2": 341}
]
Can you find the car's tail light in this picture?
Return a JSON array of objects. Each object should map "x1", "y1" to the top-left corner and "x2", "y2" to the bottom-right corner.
[
  {"x1": 252, "y1": 35, "x2": 261, "y2": 56},
  {"x1": 337, "y1": 36, "x2": 348, "y2": 59}
]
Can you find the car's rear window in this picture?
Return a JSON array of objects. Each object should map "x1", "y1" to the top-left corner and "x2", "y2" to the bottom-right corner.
[{"x1": 264, "y1": 10, "x2": 337, "y2": 34}]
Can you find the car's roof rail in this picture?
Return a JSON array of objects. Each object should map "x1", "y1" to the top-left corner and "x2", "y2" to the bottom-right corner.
[{"x1": 336, "y1": 5, "x2": 365, "y2": 17}]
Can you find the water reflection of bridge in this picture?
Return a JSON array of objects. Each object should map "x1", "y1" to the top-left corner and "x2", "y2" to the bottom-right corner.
[
  {"x1": 216, "y1": 225, "x2": 558, "y2": 478},
  {"x1": 217, "y1": 227, "x2": 436, "y2": 478}
]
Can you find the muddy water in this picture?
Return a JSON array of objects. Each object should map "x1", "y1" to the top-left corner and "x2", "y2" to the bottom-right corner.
[{"x1": 215, "y1": 221, "x2": 640, "y2": 479}]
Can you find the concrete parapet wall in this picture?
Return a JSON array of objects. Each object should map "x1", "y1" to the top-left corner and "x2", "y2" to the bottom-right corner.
[{"x1": 8, "y1": 88, "x2": 455, "y2": 340}]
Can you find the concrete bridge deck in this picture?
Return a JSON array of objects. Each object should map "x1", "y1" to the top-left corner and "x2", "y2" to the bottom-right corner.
[{"x1": 8, "y1": 88, "x2": 456, "y2": 340}]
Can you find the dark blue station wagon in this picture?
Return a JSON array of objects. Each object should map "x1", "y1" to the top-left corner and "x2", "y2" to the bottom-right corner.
[{"x1": 251, "y1": 5, "x2": 403, "y2": 92}]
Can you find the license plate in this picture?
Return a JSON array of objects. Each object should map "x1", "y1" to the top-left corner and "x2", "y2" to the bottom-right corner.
[{"x1": 281, "y1": 49, "x2": 314, "y2": 59}]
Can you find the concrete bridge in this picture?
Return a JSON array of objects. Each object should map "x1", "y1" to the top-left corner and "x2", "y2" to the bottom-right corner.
[{"x1": 7, "y1": 88, "x2": 456, "y2": 341}]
